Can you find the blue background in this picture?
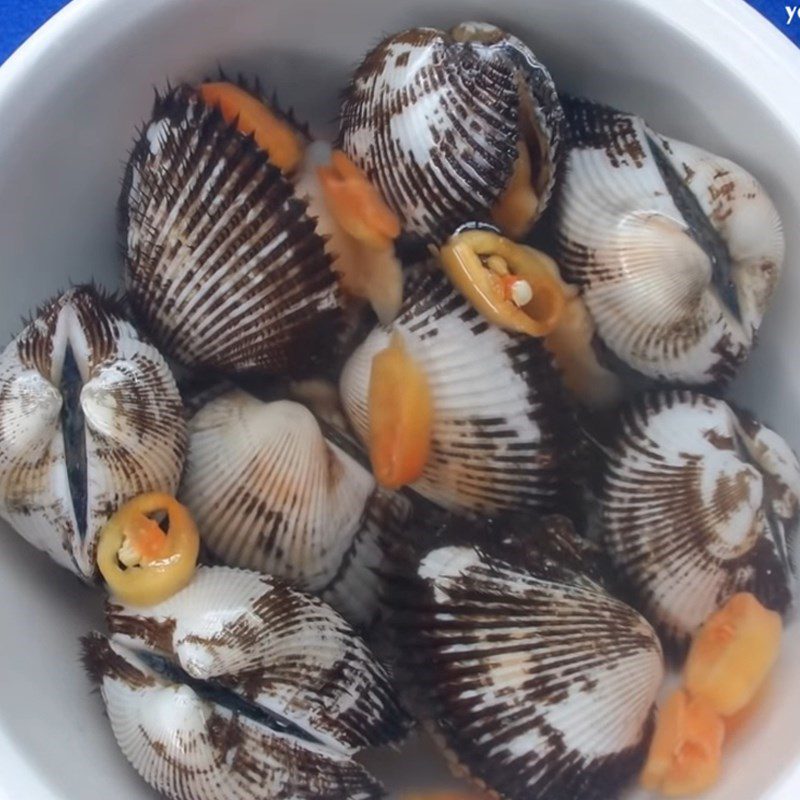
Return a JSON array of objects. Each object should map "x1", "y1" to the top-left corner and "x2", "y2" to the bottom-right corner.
[
  {"x1": 0, "y1": 0, "x2": 799, "y2": 63},
  {"x1": 748, "y1": 0, "x2": 800, "y2": 44}
]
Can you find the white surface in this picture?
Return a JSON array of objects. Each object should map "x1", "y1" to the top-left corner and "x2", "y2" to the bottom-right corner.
[{"x1": 0, "y1": 0, "x2": 799, "y2": 798}]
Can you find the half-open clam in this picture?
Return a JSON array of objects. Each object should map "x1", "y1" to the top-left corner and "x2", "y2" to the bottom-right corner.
[
  {"x1": 121, "y1": 80, "x2": 406, "y2": 376},
  {"x1": 340, "y1": 267, "x2": 572, "y2": 514}
]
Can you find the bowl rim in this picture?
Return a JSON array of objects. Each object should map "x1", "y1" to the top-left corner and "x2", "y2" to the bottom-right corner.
[{"x1": 1, "y1": 0, "x2": 800, "y2": 798}]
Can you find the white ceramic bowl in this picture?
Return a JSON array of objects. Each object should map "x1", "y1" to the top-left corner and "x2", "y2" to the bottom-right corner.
[{"x1": 1, "y1": 0, "x2": 800, "y2": 798}]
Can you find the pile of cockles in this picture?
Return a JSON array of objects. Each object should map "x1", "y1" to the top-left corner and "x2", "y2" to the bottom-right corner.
[{"x1": 0, "y1": 19, "x2": 795, "y2": 800}]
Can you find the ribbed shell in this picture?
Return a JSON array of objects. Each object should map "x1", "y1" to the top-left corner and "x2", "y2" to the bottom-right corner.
[
  {"x1": 180, "y1": 390, "x2": 412, "y2": 626},
  {"x1": 603, "y1": 390, "x2": 800, "y2": 658},
  {"x1": 557, "y1": 98, "x2": 784, "y2": 387},
  {"x1": 392, "y1": 511, "x2": 615, "y2": 593},
  {"x1": 105, "y1": 566, "x2": 408, "y2": 752},
  {"x1": 82, "y1": 635, "x2": 383, "y2": 800},
  {"x1": 388, "y1": 543, "x2": 664, "y2": 800},
  {"x1": 120, "y1": 84, "x2": 342, "y2": 375},
  {"x1": 340, "y1": 268, "x2": 571, "y2": 515},
  {"x1": 339, "y1": 23, "x2": 563, "y2": 242},
  {"x1": 0, "y1": 286, "x2": 186, "y2": 580},
  {"x1": 82, "y1": 567, "x2": 409, "y2": 800}
]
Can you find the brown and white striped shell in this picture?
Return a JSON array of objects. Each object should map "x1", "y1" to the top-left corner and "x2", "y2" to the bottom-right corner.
[
  {"x1": 180, "y1": 389, "x2": 412, "y2": 626},
  {"x1": 603, "y1": 390, "x2": 799, "y2": 658},
  {"x1": 82, "y1": 566, "x2": 409, "y2": 800},
  {"x1": 0, "y1": 286, "x2": 186, "y2": 580},
  {"x1": 339, "y1": 22, "x2": 563, "y2": 242},
  {"x1": 557, "y1": 98, "x2": 784, "y2": 388},
  {"x1": 340, "y1": 267, "x2": 572, "y2": 516},
  {"x1": 120, "y1": 83, "x2": 342, "y2": 375},
  {"x1": 387, "y1": 526, "x2": 664, "y2": 800}
]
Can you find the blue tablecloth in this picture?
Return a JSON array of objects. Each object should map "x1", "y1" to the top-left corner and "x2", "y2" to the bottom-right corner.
[
  {"x1": 0, "y1": 0, "x2": 67, "y2": 63},
  {"x1": 0, "y1": 0, "x2": 799, "y2": 64}
]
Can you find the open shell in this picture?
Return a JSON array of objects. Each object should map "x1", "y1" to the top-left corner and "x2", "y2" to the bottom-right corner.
[
  {"x1": 180, "y1": 389, "x2": 412, "y2": 625},
  {"x1": 556, "y1": 98, "x2": 784, "y2": 388},
  {"x1": 602, "y1": 390, "x2": 800, "y2": 658},
  {"x1": 339, "y1": 22, "x2": 563, "y2": 242},
  {"x1": 387, "y1": 531, "x2": 664, "y2": 800},
  {"x1": 0, "y1": 286, "x2": 185, "y2": 580},
  {"x1": 120, "y1": 84, "x2": 342, "y2": 375},
  {"x1": 83, "y1": 566, "x2": 409, "y2": 800},
  {"x1": 340, "y1": 267, "x2": 572, "y2": 515}
]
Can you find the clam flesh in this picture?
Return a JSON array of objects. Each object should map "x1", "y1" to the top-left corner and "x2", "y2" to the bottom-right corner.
[
  {"x1": 180, "y1": 388, "x2": 412, "y2": 625},
  {"x1": 387, "y1": 518, "x2": 664, "y2": 800},
  {"x1": 603, "y1": 390, "x2": 799, "y2": 657},
  {"x1": 339, "y1": 22, "x2": 564, "y2": 242},
  {"x1": 557, "y1": 98, "x2": 785, "y2": 388},
  {"x1": 82, "y1": 566, "x2": 409, "y2": 800},
  {"x1": 0, "y1": 286, "x2": 186, "y2": 580},
  {"x1": 339, "y1": 267, "x2": 572, "y2": 515},
  {"x1": 293, "y1": 139, "x2": 404, "y2": 325}
]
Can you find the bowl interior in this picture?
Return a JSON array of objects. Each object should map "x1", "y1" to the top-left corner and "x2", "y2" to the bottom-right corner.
[{"x1": 0, "y1": 0, "x2": 798, "y2": 798}]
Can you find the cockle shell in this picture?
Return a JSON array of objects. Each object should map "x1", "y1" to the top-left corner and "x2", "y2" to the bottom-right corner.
[
  {"x1": 556, "y1": 98, "x2": 784, "y2": 388},
  {"x1": 387, "y1": 531, "x2": 664, "y2": 800},
  {"x1": 603, "y1": 390, "x2": 800, "y2": 657},
  {"x1": 82, "y1": 566, "x2": 409, "y2": 800},
  {"x1": 379, "y1": 510, "x2": 617, "y2": 612},
  {"x1": 339, "y1": 22, "x2": 563, "y2": 242},
  {"x1": 0, "y1": 286, "x2": 186, "y2": 580},
  {"x1": 340, "y1": 268, "x2": 572, "y2": 515},
  {"x1": 180, "y1": 389, "x2": 412, "y2": 625},
  {"x1": 120, "y1": 84, "x2": 342, "y2": 375}
]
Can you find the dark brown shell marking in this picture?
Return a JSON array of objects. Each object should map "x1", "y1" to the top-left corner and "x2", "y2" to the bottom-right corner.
[{"x1": 120, "y1": 84, "x2": 342, "y2": 376}]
